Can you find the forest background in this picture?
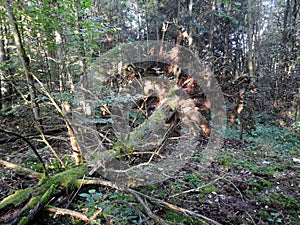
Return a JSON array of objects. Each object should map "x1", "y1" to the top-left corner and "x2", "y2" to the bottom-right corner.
[{"x1": 0, "y1": 0, "x2": 299, "y2": 225}]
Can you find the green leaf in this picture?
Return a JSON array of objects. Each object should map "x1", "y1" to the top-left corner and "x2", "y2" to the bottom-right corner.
[
  {"x1": 79, "y1": 193, "x2": 90, "y2": 198},
  {"x1": 93, "y1": 192, "x2": 102, "y2": 200},
  {"x1": 103, "y1": 205, "x2": 113, "y2": 214},
  {"x1": 98, "y1": 200, "x2": 110, "y2": 208},
  {"x1": 88, "y1": 189, "x2": 96, "y2": 194},
  {"x1": 86, "y1": 201, "x2": 95, "y2": 207}
]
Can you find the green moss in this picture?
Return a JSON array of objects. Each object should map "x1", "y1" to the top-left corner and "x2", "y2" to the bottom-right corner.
[
  {"x1": 258, "y1": 179, "x2": 272, "y2": 187},
  {"x1": 39, "y1": 166, "x2": 86, "y2": 190},
  {"x1": 29, "y1": 163, "x2": 44, "y2": 173},
  {"x1": 164, "y1": 210, "x2": 198, "y2": 224},
  {"x1": 147, "y1": 184, "x2": 157, "y2": 191},
  {"x1": 113, "y1": 140, "x2": 134, "y2": 155},
  {"x1": 40, "y1": 184, "x2": 56, "y2": 205},
  {"x1": 257, "y1": 210, "x2": 269, "y2": 220},
  {"x1": 20, "y1": 196, "x2": 40, "y2": 215},
  {"x1": 0, "y1": 188, "x2": 31, "y2": 210},
  {"x1": 18, "y1": 217, "x2": 28, "y2": 225},
  {"x1": 199, "y1": 184, "x2": 218, "y2": 199}
]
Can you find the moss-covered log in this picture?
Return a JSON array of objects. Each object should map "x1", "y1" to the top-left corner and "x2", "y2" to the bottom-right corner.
[{"x1": 0, "y1": 164, "x2": 88, "y2": 225}]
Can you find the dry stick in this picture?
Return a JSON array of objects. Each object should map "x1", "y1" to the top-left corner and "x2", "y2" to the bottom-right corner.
[
  {"x1": 81, "y1": 178, "x2": 221, "y2": 225},
  {"x1": 47, "y1": 202, "x2": 144, "y2": 225},
  {"x1": 170, "y1": 175, "x2": 226, "y2": 198},
  {"x1": 81, "y1": 179, "x2": 168, "y2": 224},
  {"x1": 82, "y1": 179, "x2": 168, "y2": 224},
  {"x1": 32, "y1": 74, "x2": 83, "y2": 164},
  {"x1": 0, "y1": 128, "x2": 48, "y2": 176},
  {"x1": 46, "y1": 206, "x2": 100, "y2": 225},
  {"x1": 224, "y1": 178, "x2": 245, "y2": 202},
  {"x1": 10, "y1": 81, "x2": 31, "y2": 104},
  {"x1": 131, "y1": 189, "x2": 222, "y2": 225},
  {"x1": 129, "y1": 189, "x2": 169, "y2": 225},
  {"x1": 0, "y1": 159, "x2": 43, "y2": 178},
  {"x1": 245, "y1": 211, "x2": 257, "y2": 225},
  {"x1": 36, "y1": 125, "x2": 66, "y2": 168}
]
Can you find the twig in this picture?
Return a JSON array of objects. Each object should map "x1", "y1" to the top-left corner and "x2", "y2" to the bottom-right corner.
[
  {"x1": 66, "y1": 175, "x2": 85, "y2": 208},
  {"x1": 36, "y1": 125, "x2": 66, "y2": 168},
  {"x1": 224, "y1": 178, "x2": 245, "y2": 202},
  {"x1": 46, "y1": 206, "x2": 101, "y2": 224},
  {"x1": 0, "y1": 159, "x2": 43, "y2": 178},
  {"x1": 32, "y1": 74, "x2": 83, "y2": 164},
  {"x1": 131, "y1": 189, "x2": 222, "y2": 225},
  {"x1": 0, "y1": 128, "x2": 48, "y2": 175},
  {"x1": 245, "y1": 211, "x2": 257, "y2": 225},
  {"x1": 170, "y1": 175, "x2": 225, "y2": 198},
  {"x1": 81, "y1": 178, "x2": 222, "y2": 225},
  {"x1": 129, "y1": 189, "x2": 169, "y2": 225}
]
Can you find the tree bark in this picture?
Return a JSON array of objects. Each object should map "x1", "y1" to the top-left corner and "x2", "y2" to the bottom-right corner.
[
  {"x1": 0, "y1": 23, "x2": 5, "y2": 110},
  {"x1": 4, "y1": 0, "x2": 41, "y2": 127},
  {"x1": 209, "y1": 0, "x2": 216, "y2": 52},
  {"x1": 247, "y1": 0, "x2": 254, "y2": 87}
]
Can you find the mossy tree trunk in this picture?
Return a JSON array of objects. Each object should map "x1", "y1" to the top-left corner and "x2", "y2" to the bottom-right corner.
[{"x1": 0, "y1": 162, "x2": 88, "y2": 225}]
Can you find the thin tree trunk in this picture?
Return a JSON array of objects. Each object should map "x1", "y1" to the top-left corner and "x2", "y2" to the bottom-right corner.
[
  {"x1": 4, "y1": 0, "x2": 41, "y2": 127},
  {"x1": 155, "y1": 0, "x2": 160, "y2": 41},
  {"x1": 247, "y1": 0, "x2": 255, "y2": 87},
  {"x1": 145, "y1": 0, "x2": 150, "y2": 41},
  {"x1": 280, "y1": 0, "x2": 290, "y2": 102},
  {"x1": 0, "y1": 24, "x2": 5, "y2": 110},
  {"x1": 254, "y1": 0, "x2": 262, "y2": 78},
  {"x1": 291, "y1": 0, "x2": 298, "y2": 52},
  {"x1": 209, "y1": 0, "x2": 216, "y2": 52},
  {"x1": 177, "y1": 0, "x2": 181, "y2": 21},
  {"x1": 188, "y1": 0, "x2": 194, "y2": 46}
]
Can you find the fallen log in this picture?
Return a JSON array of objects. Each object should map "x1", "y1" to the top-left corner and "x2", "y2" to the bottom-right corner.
[{"x1": 0, "y1": 162, "x2": 87, "y2": 225}]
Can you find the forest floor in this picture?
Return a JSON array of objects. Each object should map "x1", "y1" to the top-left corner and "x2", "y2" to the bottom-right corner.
[{"x1": 0, "y1": 114, "x2": 299, "y2": 225}]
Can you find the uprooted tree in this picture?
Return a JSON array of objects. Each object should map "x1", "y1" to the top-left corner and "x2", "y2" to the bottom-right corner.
[{"x1": 0, "y1": 41, "x2": 226, "y2": 225}]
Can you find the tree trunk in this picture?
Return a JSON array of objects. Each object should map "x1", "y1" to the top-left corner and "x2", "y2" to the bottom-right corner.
[
  {"x1": 280, "y1": 0, "x2": 291, "y2": 103},
  {"x1": 4, "y1": 0, "x2": 41, "y2": 127},
  {"x1": 0, "y1": 24, "x2": 5, "y2": 110},
  {"x1": 247, "y1": 0, "x2": 254, "y2": 87},
  {"x1": 209, "y1": 0, "x2": 216, "y2": 52},
  {"x1": 155, "y1": 0, "x2": 160, "y2": 41}
]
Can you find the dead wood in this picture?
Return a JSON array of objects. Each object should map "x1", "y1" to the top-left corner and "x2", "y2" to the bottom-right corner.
[
  {"x1": 0, "y1": 164, "x2": 87, "y2": 225},
  {"x1": 0, "y1": 128, "x2": 67, "y2": 144},
  {"x1": 0, "y1": 128, "x2": 48, "y2": 175},
  {"x1": 0, "y1": 156, "x2": 221, "y2": 225},
  {"x1": 82, "y1": 178, "x2": 222, "y2": 225}
]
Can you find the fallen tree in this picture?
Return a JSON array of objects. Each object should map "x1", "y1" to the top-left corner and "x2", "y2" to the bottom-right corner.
[{"x1": 0, "y1": 159, "x2": 222, "y2": 225}]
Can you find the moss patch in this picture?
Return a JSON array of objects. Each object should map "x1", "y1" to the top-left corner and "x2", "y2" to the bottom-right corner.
[{"x1": 0, "y1": 188, "x2": 31, "y2": 210}]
